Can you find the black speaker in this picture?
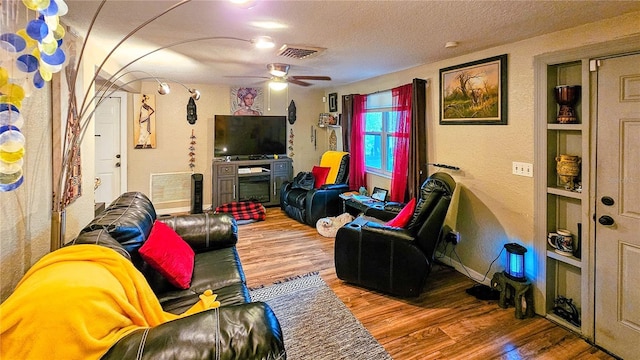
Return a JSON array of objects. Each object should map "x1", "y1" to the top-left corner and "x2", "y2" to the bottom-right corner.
[{"x1": 191, "y1": 173, "x2": 203, "y2": 214}]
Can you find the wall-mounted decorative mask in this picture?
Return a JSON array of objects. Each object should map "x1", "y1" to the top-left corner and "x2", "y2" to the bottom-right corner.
[
  {"x1": 187, "y1": 97, "x2": 197, "y2": 124},
  {"x1": 288, "y1": 99, "x2": 297, "y2": 124}
]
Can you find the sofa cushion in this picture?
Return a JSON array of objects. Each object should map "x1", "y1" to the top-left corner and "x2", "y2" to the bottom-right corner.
[
  {"x1": 385, "y1": 198, "x2": 416, "y2": 228},
  {"x1": 311, "y1": 166, "x2": 331, "y2": 188},
  {"x1": 159, "y1": 283, "x2": 250, "y2": 314},
  {"x1": 139, "y1": 221, "x2": 195, "y2": 289},
  {"x1": 148, "y1": 247, "x2": 246, "y2": 301},
  {"x1": 189, "y1": 247, "x2": 246, "y2": 292}
]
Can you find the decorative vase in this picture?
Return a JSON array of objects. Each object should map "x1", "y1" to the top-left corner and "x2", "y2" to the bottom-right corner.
[
  {"x1": 554, "y1": 85, "x2": 581, "y2": 124},
  {"x1": 555, "y1": 154, "x2": 581, "y2": 190}
]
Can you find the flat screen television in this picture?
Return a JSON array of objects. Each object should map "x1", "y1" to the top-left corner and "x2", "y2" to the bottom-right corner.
[{"x1": 214, "y1": 115, "x2": 287, "y2": 158}]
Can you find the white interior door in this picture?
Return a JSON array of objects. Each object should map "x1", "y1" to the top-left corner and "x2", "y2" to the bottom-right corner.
[
  {"x1": 594, "y1": 53, "x2": 640, "y2": 359},
  {"x1": 94, "y1": 93, "x2": 127, "y2": 205}
]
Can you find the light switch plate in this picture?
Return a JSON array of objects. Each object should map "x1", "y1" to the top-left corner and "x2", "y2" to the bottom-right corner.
[{"x1": 512, "y1": 162, "x2": 533, "y2": 177}]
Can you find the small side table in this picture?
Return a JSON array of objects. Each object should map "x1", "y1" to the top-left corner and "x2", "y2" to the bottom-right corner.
[{"x1": 491, "y1": 272, "x2": 535, "y2": 319}]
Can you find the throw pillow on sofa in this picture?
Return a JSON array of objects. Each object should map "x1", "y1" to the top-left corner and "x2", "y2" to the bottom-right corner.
[
  {"x1": 139, "y1": 221, "x2": 195, "y2": 289},
  {"x1": 385, "y1": 198, "x2": 416, "y2": 228},
  {"x1": 311, "y1": 166, "x2": 331, "y2": 188}
]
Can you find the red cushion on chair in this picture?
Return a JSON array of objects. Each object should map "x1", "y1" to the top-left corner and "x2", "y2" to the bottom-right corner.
[
  {"x1": 385, "y1": 198, "x2": 417, "y2": 228},
  {"x1": 139, "y1": 221, "x2": 195, "y2": 289},
  {"x1": 311, "y1": 166, "x2": 331, "y2": 188}
]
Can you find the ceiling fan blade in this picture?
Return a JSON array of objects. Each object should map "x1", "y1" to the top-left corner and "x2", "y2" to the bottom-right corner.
[
  {"x1": 287, "y1": 78, "x2": 312, "y2": 87},
  {"x1": 290, "y1": 75, "x2": 331, "y2": 81}
]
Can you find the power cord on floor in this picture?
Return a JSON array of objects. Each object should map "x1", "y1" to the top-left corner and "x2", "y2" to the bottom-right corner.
[
  {"x1": 435, "y1": 240, "x2": 504, "y2": 285},
  {"x1": 450, "y1": 246, "x2": 504, "y2": 284}
]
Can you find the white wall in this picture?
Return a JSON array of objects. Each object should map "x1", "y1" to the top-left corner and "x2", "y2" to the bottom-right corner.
[{"x1": 330, "y1": 12, "x2": 640, "y2": 307}]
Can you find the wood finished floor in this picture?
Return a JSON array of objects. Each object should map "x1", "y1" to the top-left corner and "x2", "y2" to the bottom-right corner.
[{"x1": 235, "y1": 207, "x2": 614, "y2": 360}]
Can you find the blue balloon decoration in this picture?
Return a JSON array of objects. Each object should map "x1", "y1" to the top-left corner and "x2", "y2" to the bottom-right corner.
[
  {"x1": 16, "y1": 54, "x2": 39, "y2": 72},
  {"x1": 26, "y1": 19, "x2": 48, "y2": 41},
  {"x1": 0, "y1": 33, "x2": 27, "y2": 52},
  {"x1": 33, "y1": 71, "x2": 45, "y2": 88},
  {"x1": 0, "y1": 174, "x2": 24, "y2": 192},
  {"x1": 0, "y1": 104, "x2": 19, "y2": 113},
  {"x1": 40, "y1": 47, "x2": 66, "y2": 65},
  {"x1": 40, "y1": 0, "x2": 58, "y2": 16}
]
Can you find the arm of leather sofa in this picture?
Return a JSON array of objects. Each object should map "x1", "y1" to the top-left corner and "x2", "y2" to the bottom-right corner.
[
  {"x1": 363, "y1": 202, "x2": 404, "y2": 221},
  {"x1": 159, "y1": 213, "x2": 238, "y2": 253},
  {"x1": 101, "y1": 302, "x2": 285, "y2": 360},
  {"x1": 280, "y1": 181, "x2": 293, "y2": 210}
]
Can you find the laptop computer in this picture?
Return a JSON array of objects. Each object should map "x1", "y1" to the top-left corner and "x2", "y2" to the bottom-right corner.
[{"x1": 371, "y1": 187, "x2": 388, "y2": 202}]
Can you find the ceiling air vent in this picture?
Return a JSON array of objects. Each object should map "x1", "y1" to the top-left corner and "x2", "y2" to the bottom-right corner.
[{"x1": 277, "y1": 44, "x2": 326, "y2": 60}]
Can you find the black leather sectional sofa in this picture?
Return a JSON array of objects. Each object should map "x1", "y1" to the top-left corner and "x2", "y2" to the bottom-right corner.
[{"x1": 70, "y1": 192, "x2": 286, "y2": 359}]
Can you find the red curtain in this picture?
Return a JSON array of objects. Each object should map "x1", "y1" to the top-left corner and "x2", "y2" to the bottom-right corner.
[
  {"x1": 390, "y1": 84, "x2": 412, "y2": 202},
  {"x1": 349, "y1": 94, "x2": 367, "y2": 191}
]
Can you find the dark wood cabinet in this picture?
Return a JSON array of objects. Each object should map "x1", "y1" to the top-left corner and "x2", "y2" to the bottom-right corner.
[{"x1": 212, "y1": 158, "x2": 292, "y2": 208}]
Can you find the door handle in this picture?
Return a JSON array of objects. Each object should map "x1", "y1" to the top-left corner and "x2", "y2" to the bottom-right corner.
[
  {"x1": 116, "y1": 154, "x2": 121, "y2": 159},
  {"x1": 598, "y1": 215, "x2": 614, "y2": 226},
  {"x1": 115, "y1": 162, "x2": 121, "y2": 167}
]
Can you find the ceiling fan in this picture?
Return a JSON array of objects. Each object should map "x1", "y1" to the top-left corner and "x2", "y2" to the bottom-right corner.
[{"x1": 228, "y1": 63, "x2": 331, "y2": 88}]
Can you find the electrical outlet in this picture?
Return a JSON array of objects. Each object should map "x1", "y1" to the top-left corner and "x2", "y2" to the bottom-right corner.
[
  {"x1": 512, "y1": 162, "x2": 533, "y2": 177},
  {"x1": 446, "y1": 230, "x2": 461, "y2": 245}
]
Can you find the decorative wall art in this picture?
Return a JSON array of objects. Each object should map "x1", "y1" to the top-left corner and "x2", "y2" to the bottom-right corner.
[
  {"x1": 133, "y1": 94, "x2": 157, "y2": 148},
  {"x1": 231, "y1": 87, "x2": 264, "y2": 115},
  {"x1": 188, "y1": 129, "x2": 196, "y2": 170},
  {"x1": 328, "y1": 92, "x2": 338, "y2": 112},
  {"x1": 440, "y1": 54, "x2": 508, "y2": 125}
]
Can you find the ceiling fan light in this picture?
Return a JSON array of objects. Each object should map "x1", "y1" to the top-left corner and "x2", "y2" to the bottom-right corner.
[
  {"x1": 269, "y1": 80, "x2": 288, "y2": 91},
  {"x1": 252, "y1": 36, "x2": 275, "y2": 49},
  {"x1": 157, "y1": 82, "x2": 171, "y2": 95}
]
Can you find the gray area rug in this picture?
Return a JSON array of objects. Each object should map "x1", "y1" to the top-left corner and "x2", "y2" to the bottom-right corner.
[{"x1": 250, "y1": 273, "x2": 392, "y2": 360}]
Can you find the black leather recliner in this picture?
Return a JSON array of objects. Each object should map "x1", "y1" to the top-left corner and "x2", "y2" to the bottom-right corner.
[
  {"x1": 334, "y1": 172, "x2": 456, "y2": 297},
  {"x1": 280, "y1": 151, "x2": 350, "y2": 226}
]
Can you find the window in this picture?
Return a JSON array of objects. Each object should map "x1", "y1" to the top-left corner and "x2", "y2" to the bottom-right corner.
[{"x1": 364, "y1": 91, "x2": 397, "y2": 176}]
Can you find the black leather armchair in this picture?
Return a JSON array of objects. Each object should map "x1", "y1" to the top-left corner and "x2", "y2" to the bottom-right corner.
[
  {"x1": 334, "y1": 172, "x2": 456, "y2": 297},
  {"x1": 280, "y1": 151, "x2": 350, "y2": 226}
]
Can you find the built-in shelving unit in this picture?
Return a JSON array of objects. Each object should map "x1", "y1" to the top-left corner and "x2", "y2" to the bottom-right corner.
[{"x1": 535, "y1": 57, "x2": 593, "y2": 339}]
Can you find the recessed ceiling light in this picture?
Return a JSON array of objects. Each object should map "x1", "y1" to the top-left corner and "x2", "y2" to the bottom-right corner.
[
  {"x1": 445, "y1": 41, "x2": 459, "y2": 48},
  {"x1": 230, "y1": 0, "x2": 256, "y2": 9},
  {"x1": 252, "y1": 36, "x2": 275, "y2": 49},
  {"x1": 251, "y1": 21, "x2": 287, "y2": 30}
]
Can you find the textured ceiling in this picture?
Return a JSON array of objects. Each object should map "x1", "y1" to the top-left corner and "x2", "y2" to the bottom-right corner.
[{"x1": 60, "y1": 0, "x2": 640, "y2": 89}]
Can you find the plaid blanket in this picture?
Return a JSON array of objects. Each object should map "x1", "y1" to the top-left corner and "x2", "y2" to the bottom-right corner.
[{"x1": 215, "y1": 201, "x2": 266, "y2": 221}]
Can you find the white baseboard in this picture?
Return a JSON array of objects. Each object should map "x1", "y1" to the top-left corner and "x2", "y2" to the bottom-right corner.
[
  {"x1": 156, "y1": 204, "x2": 212, "y2": 216},
  {"x1": 435, "y1": 251, "x2": 493, "y2": 286}
]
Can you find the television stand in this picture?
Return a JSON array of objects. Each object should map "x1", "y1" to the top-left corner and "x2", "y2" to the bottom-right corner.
[{"x1": 212, "y1": 158, "x2": 292, "y2": 208}]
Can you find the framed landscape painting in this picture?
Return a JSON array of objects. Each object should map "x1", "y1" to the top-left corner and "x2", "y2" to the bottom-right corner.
[{"x1": 439, "y1": 54, "x2": 508, "y2": 125}]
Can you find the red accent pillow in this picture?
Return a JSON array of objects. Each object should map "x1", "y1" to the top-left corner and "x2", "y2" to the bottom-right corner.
[
  {"x1": 385, "y1": 198, "x2": 417, "y2": 228},
  {"x1": 311, "y1": 166, "x2": 331, "y2": 188},
  {"x1": 139, "y1": 221, "x2": 195, "y2": 289}
]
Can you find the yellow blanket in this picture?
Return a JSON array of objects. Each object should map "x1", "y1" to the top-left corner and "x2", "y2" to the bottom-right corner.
[
  {"x1": 0, "y1": 244, "x2": 219, "y2": 360},
  {"x1": 319, "y1": 151, "x2": 349, "y2": 184}
]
